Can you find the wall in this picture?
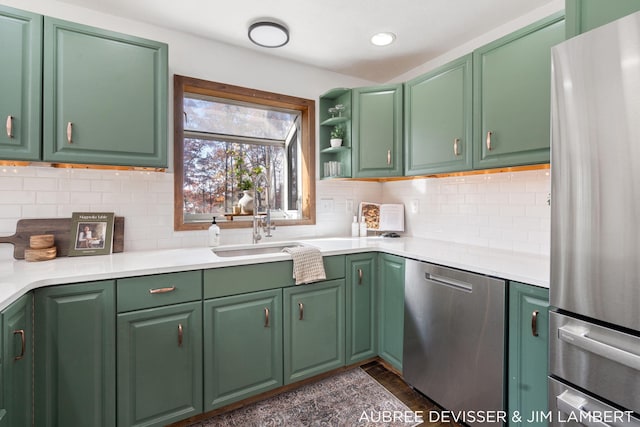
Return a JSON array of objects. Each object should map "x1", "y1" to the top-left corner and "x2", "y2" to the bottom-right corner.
[{"x1": 0, "y1": 0, "x2": 553, "y2": 260}]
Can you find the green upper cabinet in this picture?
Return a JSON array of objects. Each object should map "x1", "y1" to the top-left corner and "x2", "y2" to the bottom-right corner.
[
  {"x1": 473, "y1": 13, "x2": 564, "y2": 170},
  {"x1": 203, "y1": 289, "x2": 283, "y2": 412},
  {"x1": 345, "y1": 253, "x2": 377, "y2": 364},
  {"x1": 0, "y1": 5, "x2": 42, "y2": 161},
  {"x1": 566, "y1": 0, "x2": 640, "y2": 38},
  {"x1": 404, "y1": 54, "x2": 473, "y2": 175},
  {"x1": 319, "y1": 88, "x2": 352, "y2": 179},
  {"x1": 35, "y1": 280, "x2": 116, "y2": 427},
  {"x1": 508, "y1": 282, "x2": 549, "y2": 427},
  {"x1": 43, "y1": 17, "x2": 168, "y2": 167},
  {"x1": 117, "y1": 301, "x2": 203, "y2": 427},
  {"x1": 377, "y1": 253, "x2": 405, "y2": 372},
  {"x1": 352, "y1": 84, "x2": 403, "y2": 178},
  {"x1": 283, "y1": 279, "x2": 345, "y2": 384},
  {"x1": 2, "y1": 293, "x2": 33, "y2": 427}
]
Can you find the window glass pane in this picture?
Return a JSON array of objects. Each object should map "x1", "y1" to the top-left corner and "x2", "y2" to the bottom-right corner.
[{"x1": 184, "y1": 95, "x2": 297, "y2": 140}]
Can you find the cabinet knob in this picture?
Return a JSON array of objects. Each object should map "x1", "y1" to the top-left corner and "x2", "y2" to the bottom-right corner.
[
  {"x1": 486, "y1": 131, "x2": 493, "y2": 151},
  {"x1": 13, "y1": 329, "x2": 25, "y2": 361},
  {"x1": 453, "y1": 138, "x2": 461, "y2": 156},
  {"x1": 6, "y1": 115, "x2": 13, "y2": 138},
  {"x1": 66, "y1": 122, "x2": 73, "y2": 144},
  {"x1": 531, "y1": 310, "x2": 539, "y2": 337}
]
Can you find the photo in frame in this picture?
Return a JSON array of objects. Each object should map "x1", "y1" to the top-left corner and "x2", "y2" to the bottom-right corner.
[{"x1": 68, "y1": 212, "x2": 115, "y2": 256}]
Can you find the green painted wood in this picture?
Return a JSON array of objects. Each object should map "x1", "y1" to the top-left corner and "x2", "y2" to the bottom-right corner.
[
  {"x1": 283, "y1": 279, "x2": 345, "y2": 384},
  {"x1": 566, "y1": 0, "x2": 640, "y2": 38},
  {"x1": 42, "y1": 17, "x2": 168, "y2": 167},
  {"x1": 473, "y1": 13, "x2": 564, "y2": 169},
  {"x1": 508, "y1": 282, "x2": 549, "y2": 426},
  {"x1": 117, "y1": 270, "x2": 202, "y2": 312},
  {"x1": 0, "y1": 5, "x2": 42, "y2": 161},
  {"x1": 203, "y1": 289, "x2": 282, "y2": 411},
  {"x1": 204, "y1": 255, "x2": 345, "y2": 299},
  {"x1": 377, "y1": 253, "x2": 405, "y2": 372},
  {"x1": 117, "y1": 301, "x2": 203, "y2": 427},
  {"x1": 352, "y1": 84, "x2": 403, "y2": 178},
  {"x1": 2, "y1": 293, "x2": 33, "y2": 427},
  {"x1": 34, "y1": 280, "x2": 116, "y2": 427},
  {"x1": 345, "y1": 253, "x2": 377, "y2": 364},
  {"x1": 404, "y1": 54, "x2": 473, "y2": 175},
  {"x1": 320, "y1": 89, "x2": 352, "y2": 178}
]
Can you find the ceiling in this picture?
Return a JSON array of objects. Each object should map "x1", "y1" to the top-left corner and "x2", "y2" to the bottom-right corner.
[{"x1": 59, "y1": 0, "x2": 557, "y2": 82}]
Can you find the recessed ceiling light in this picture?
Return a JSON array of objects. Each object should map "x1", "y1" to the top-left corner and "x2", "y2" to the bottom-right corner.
[
  {"x1": 248, "y1": 21, "x2": 290, "y2": 48},
  {"x1": 370, "y1": 32, "x2": 396, "y2": 47}
]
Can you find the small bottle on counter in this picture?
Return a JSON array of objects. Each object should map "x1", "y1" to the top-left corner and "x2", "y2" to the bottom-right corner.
[
  {"x1": 359, "y1": 216, "x2": 367, "y2": 237},
  {"x1": 351, "y1": 216, "x2": 359, "y2": 237},
  {"x1": 208, "y1": 216, "x2": 220, "y2": 246}
]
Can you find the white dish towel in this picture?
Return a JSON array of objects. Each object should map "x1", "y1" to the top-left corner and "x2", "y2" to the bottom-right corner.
[{"x1": 282, "y1": 246, "x2": 326, "y2": 285}]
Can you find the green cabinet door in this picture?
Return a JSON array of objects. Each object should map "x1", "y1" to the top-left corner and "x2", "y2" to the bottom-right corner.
[
  {"x1": 43, "y1": 17, "x2": 168, "y2": 167},
  {"x1": 378, "y1": 253, "x2": 405, "y2": 372},
  {"x1": 345, "y1": 253, "x2": 377, "y2": 364},
  {"x1": 35, "y1": 280, "x2": 116, "y2": 427},
  {"x1": 508, "y1": 282, "x2": 549, "y2": 426},
  {"x1": 352, "y1": 84, "x2": 403, "y2": 177},
  {"x1": 473, "y1": 13, "x2": 564, "y2": 169},
  {"x1": 0, "y1": 5, "x2": 42, "y2": 161},
  {"x1": 2, "y1": 293, "x2": 33, "y2": 427},
  {"x1": 566, "y1": 0, "x2": 640, "y2": 37},
  {"x1": 117, "y1": 301, "x2": 202, "y2": 427},
  {"x1": 283, "y1": 279, "x2": 345, "y2": 384},
  {"x1": 203, "y1": 289, "x2": 282, "y2": 411},
  {"x1": 404, "y1": 54, "x2": 473, "y2": 175}
]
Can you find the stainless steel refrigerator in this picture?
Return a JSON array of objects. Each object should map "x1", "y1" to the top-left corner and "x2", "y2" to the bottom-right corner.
[{"x1": 550, "y1": 11, "x2": 640, "y2": 426}]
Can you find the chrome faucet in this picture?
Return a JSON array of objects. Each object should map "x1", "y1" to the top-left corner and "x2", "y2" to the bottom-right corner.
[{"x1": 252, "y1": 172, "x2": 275, "y2": 243}]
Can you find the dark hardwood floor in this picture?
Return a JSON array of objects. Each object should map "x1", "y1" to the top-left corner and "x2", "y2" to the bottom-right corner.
[{"x1": 361, "y1": 360, "x2": 462, "y2": 427}]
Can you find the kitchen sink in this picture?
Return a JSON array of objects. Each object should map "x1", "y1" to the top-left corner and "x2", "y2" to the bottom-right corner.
[{"x1": 212, "y1": 242, "x2": 304, "y2": 257}]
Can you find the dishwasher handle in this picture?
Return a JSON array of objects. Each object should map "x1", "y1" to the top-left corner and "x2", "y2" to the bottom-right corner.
[{"x1": 424, "y1": 272, "x2": 473, "y2": 293}]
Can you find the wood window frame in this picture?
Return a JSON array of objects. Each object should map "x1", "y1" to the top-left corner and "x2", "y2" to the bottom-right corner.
[{"x1": 173, "y1": 75, "x2": 316, "y2": 231}]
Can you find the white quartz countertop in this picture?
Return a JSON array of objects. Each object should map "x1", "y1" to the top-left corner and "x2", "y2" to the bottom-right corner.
[{"x1": 0, "y1": 236, "x2": 549, "y2": 311}]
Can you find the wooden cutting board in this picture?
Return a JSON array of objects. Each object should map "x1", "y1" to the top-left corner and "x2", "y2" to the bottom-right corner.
[{"x1": 0, "y1": 217, "x2": 125, "y2": 259}]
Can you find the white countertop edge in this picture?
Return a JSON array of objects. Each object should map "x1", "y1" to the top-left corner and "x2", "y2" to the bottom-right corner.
[{"x1": 0, "y1": 236, "x2": 549, "y2": 311}]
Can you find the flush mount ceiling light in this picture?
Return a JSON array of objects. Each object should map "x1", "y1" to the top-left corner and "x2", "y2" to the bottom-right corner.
[
  {"x1": 248, "y1": 21, "x2": 290, "y2": 48},
  {"x1": 370, "y1": 32, "x2": 396, "y2": 46}
]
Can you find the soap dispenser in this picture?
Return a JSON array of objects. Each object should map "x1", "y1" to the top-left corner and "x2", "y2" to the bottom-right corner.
[
  {"x1": 359, "y1": 216, "x2": 367, "y2": 237},
  {"x1": 351, "y1": 216, "x2": 359, "y2": 237},
  {"x1": 208, "y1": 217, "x2": 220, "y2": 246}
]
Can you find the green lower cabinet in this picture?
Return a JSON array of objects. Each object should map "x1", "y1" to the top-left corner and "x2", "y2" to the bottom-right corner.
[
  {"x1": 284, "y1": 279, "x2": 345, "y2": 384},
  {"x1": 508, "y1": 281, "x2": 549, "y2": 426},
  {"x1": 378, "y1": 254, "x2": 405, "y2": 372},
  {"x1": 117, "y1": 301, "x2": 203, "y2": 427},
  {"x1": 2, "y1": 293, "x2": 33, "y2": 427},
  {"x1": 203, "y1": 289, "x2": 282, "y2": 411},
  {"x1": 345, "y1": 253, "x2": 377, "y2": 364},
  {"x1": 566, "y1": 0, "x2": 640, "y2": 38},
  {"x1": 35, "y1": 280, "x2": 116, "y2": 427}
]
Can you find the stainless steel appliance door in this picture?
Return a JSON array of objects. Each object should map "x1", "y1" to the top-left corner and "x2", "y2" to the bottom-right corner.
[
  {"x1": 549, "y1": 312, "x2": 640, "y2": 414},
  {"x1": 403, "y1": 260, "x2": 505, "y2": 426},
  {"x1": 549, "y1": 377, "x2": 640, "y2": 427},
  {"x1": 550, "y1": 11, "x2": 640, "y2": 332}
]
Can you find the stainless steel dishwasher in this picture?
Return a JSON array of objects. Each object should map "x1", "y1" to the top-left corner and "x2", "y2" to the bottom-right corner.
[{"x1": 403, "y1": 259, "x2": 505, "y2": 427}]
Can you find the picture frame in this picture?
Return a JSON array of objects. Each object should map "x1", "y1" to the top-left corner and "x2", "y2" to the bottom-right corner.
[{"x1": 68, "y1": 212, "x2": 115, "y2": 256}]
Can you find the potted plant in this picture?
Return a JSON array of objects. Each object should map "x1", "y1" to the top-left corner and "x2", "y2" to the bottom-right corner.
[
  {"x1": 228, "y1": 149, "x2": 263, "y2": 214},
  {"x1": 330, "y1": 124, "x2": 345, "y2": 148}
]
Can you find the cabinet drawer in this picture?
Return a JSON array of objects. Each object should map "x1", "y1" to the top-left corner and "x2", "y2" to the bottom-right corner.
[
  {"x1": 117, "y1": 271, "x2": 202, "y2": 312},
  {"x1": 204, "y1": 255, "x2": 346, "y2": 299}
]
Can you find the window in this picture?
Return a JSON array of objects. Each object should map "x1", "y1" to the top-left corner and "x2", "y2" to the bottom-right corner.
[{"x1": 173, "y1": 75, "x2": 316, "y2": 231}]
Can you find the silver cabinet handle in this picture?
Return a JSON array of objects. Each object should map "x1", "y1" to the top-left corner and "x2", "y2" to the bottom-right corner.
[
  {"x1": 6, "y1": 116, "x2": 13, "y2": 138},
  {"x1": 66, "y1": 122, "x2": 73, "y2": 144},
  {"x1": 298, "y1": 302, "x2": 304, "y2": 320},
  {"x1": 386, "y1": 149, "x2": 391, "y2": 165},
  {"x1": 13, "y1": 329, "x2": 25, "y2": 361},
  {"x1": 264, "y1": 307, "x2": 270, "y2": 327},
  {"x1": 486, "y1": 131, "x2": 493, "y2": 151},
  {"x1": 178, "y1": 323, "x2": 183, "y2": 347},
  {"x1": 453, "y1": 138, "x2": 460, "y2": 156},
  {"x1": 149, "y1": 286, "x2": 176, "y2": 294},
  {"x1": 558, "y1": 325, "x2": 640, "y2": 371},
  {"x1": 556, "y1": 390, "x2": 614, "y2": 427},
  {"x1": 358, "y1": 268, "x2": 363, "y2": 285},
  {"x1": 531, "y1": 310, "x2": 539, "y2": 337}
]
